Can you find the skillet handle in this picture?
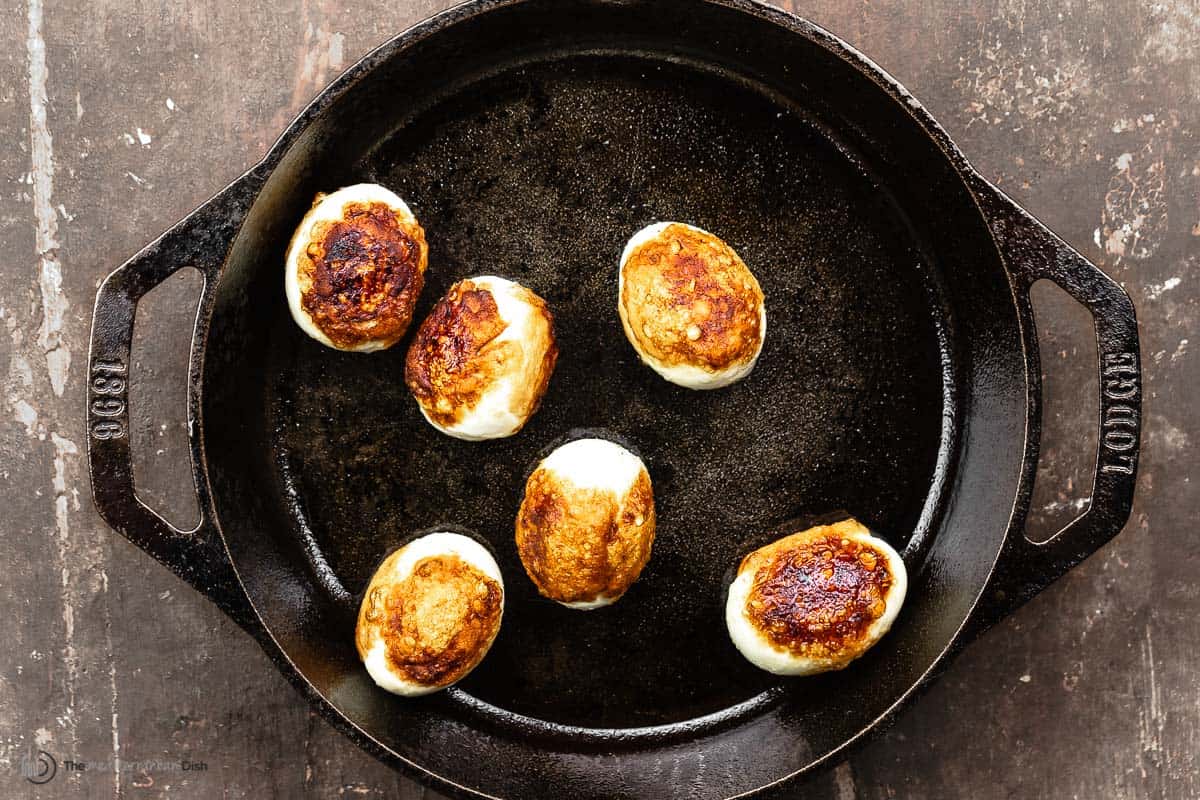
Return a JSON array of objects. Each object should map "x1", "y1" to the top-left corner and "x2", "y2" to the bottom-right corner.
[
  {"x1": 87, "y1": 167, "x2": 265, "y2": 629},
  {"x1": 970, "y1": 181, "x2": 1141, "y2": 631}
]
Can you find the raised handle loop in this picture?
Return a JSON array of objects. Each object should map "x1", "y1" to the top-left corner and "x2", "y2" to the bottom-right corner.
[
  {"x1": 967, "y1": 181, "x2": 1141, "y2": 628},
  {"x1": 87, "y1": 168, "x2": 265, "y2": 626}
]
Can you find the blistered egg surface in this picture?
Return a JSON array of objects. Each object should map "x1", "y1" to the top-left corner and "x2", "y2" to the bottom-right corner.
[
  {"x1": 405, "y1": 275, "x2": 557, "y2": 440},
  {"x1": 619, "y1": 222, "x2": 765, "y2": 389},
  {"x1": 726, "y1": 518, "x2": 907, "y2": 676},
  {"x1": 355, "y1": 532, "x2": 504, "y2": 696},
  {"x1": 285, "y1": 184, "x2": 428, "y2": 352},
  {"x1": 515, "y1": 438, "x2": 655, "y2": 609}
]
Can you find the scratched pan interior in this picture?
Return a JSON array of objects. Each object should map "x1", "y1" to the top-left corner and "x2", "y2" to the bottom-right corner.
[
  {"x1": 269, "y1": 51, "x2": 951, "y2": 726},
  {"x1": 199, "y1": 2, "x2": 1028, "y2": 796}
]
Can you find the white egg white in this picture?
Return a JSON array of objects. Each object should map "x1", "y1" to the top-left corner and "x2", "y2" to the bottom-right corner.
[
  {"x1": 619, "y1": 221, "x2": 767, "y2": 390},
  {"x1": 725, "y1": 529, "x2": 907, "y2": 676},
  {"x1": 540, "y1": 437, "x2": 645, "y2": 496},
  {"x1": 284, "y1": 183, "x2": 417, "y2": 352},
  {"x1": 359, "y1": 532, "x2": 503, "y2": 697},
  {"x1": 418, "y1": 275, "x2": 552, "y2": 441}
]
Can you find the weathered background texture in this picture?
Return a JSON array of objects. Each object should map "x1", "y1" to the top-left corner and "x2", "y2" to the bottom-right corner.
[{"x1": 1, "y1": 0, "x2": 1196, "y2": 797}]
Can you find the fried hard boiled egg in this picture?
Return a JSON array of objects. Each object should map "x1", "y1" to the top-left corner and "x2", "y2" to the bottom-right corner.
[
  {"x1": 725, "y1": 518, "x2": 907, "y2": 676},
  {"x1": 285, "y1": 184, "x2": 428, "y2": 351},
  {"x1": 619, "y1": 222, "x2": 765, "y2": 389},
  {"x1": 516, "y1": 438, "x2": 656, "y2": 609},
  {"x1": 405, "y1": 276, "x2": 557, "y2": 440},
  {"x1": 356, "y1": 532, "x2": 504, "y2": 697}
]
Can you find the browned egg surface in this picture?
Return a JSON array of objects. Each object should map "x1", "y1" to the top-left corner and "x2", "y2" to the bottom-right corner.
[
  {"x1": 742, "y1": 520, "x2": 895, "y2": 664},
  {"x1": 516, "y1": 468, "x2": 655, "y2": 604},
  {"x1": 356, "y1": 554, "x2": 503, "y2": 688},
  {"x1": 621, "y1": 224, "x2": 763, "y2": 371},
  {"x1": 298, "y1": 200, "x2": 428, "y2": 349},
  {"x1": 404, "y1": 279, "x2": 557, "y2": 428}
]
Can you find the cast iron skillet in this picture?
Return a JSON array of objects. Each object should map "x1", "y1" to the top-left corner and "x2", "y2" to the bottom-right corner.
[{"x1": 86, "y1": 1, "x2": 1142, "y2": 797}]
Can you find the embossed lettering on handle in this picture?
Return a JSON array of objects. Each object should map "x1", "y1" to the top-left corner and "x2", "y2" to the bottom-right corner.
[
  {"x1": 90, "y1": 359, "x2": 128, "y2": 440},
  {"x1": 1099, "y1": 351, "x2": 1139, "y2": 474}
]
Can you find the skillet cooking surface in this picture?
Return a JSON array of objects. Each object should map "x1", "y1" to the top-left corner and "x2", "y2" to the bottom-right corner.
[{"x1": 264, "y1": 52, "x2": 948, "y2": 730}]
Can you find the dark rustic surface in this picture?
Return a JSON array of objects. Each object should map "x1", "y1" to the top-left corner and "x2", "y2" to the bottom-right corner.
[{"x1": 0, "y1": 0, "x2": 1195, "y2": 798}]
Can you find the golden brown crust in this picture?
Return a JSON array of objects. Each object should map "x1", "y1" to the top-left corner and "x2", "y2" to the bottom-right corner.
[
  {"x1": 355, "y1": 553, "x2": 503, "y2": 688},
  {"x1": 404, "y1": 279, "x2": 557, "y2": 430},
  {"x1": 740, "y1": 520, "x2": 894, "y2": 663},
  {"x1": 297, "y1": 200, "x2": 428, "y2": 349},
  {"x1": 515, "y1": 468, "x2": 655, "y2": 604},
  {"x1": 620, "y1": 224, "x2": 763, "y2": 371}
]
